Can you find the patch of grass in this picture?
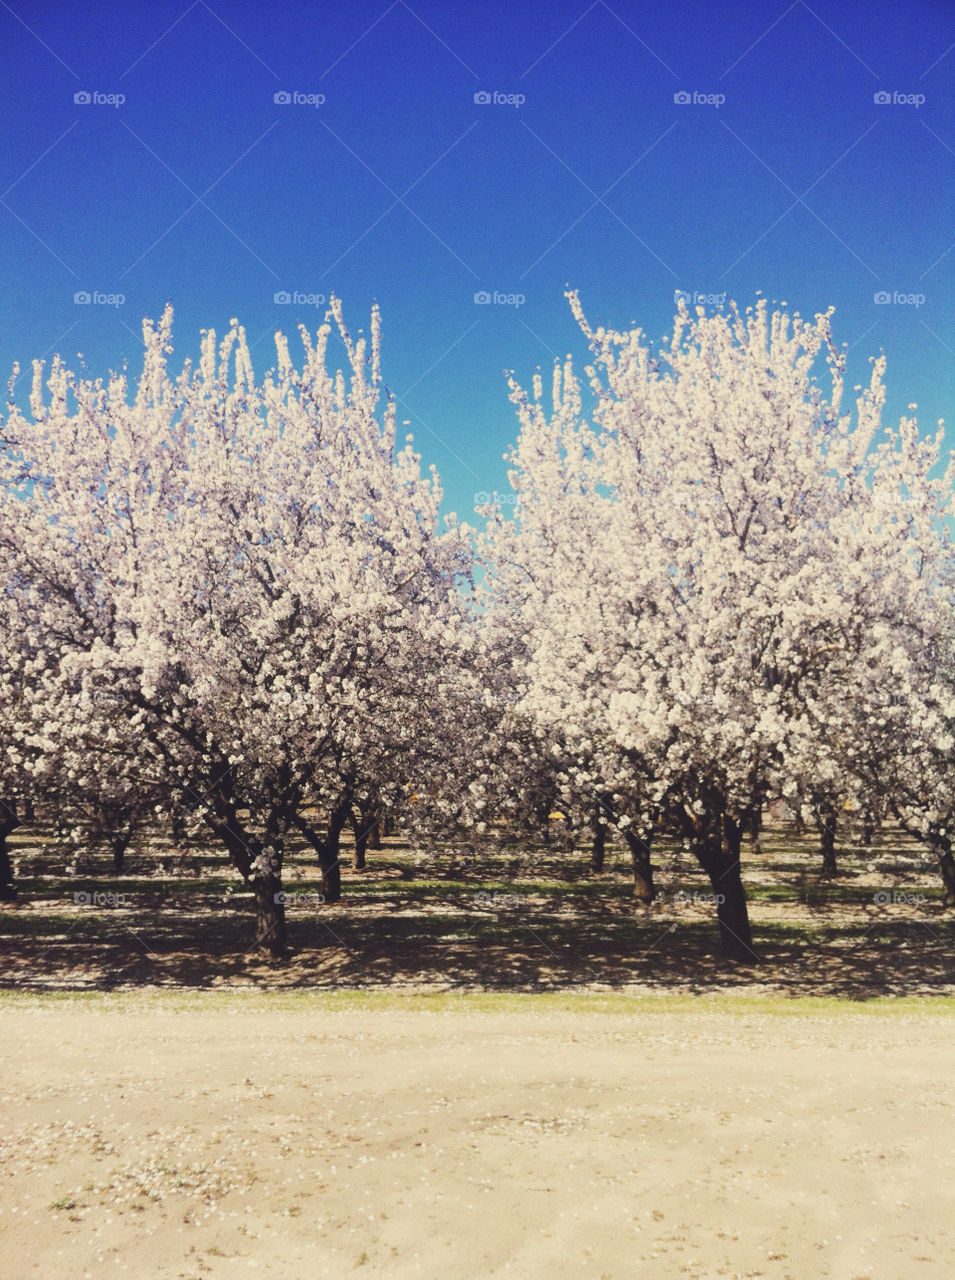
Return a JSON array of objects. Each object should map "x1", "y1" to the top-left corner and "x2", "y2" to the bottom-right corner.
[{"x1": 1, "y1": 987, "x2": 953, "y2": 1016}]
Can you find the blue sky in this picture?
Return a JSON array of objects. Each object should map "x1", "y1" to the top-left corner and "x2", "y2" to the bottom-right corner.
[{"x1": 1, "y1": 0, "x2": 952, "y2": 521}]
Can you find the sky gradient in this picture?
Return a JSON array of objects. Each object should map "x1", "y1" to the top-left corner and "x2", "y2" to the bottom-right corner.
[{"x1": 1, "y1": 0, "x2": 952, "y2": 521}]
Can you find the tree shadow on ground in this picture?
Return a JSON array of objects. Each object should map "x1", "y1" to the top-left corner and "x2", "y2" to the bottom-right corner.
[
  {"x1": 2, "y1": 889, "x2": 952, "y2": 998},
  {"x1": 2, "y1": 824, "x2": 952, "y2": 997}
]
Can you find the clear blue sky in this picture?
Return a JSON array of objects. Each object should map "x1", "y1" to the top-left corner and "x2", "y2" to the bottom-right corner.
[{"x1": 1, "y1": 0, "x2": 952, "y2": 521}]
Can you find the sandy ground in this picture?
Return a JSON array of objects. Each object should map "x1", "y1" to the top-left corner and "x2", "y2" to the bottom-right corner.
[{"x1": 1, "y1": 1001, "x2": 953, "y2": 1280}]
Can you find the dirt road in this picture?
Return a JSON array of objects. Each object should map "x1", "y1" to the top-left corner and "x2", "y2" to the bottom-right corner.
[{"x1": 1, "y1": 998, "x2": 953, "y2": 1279}]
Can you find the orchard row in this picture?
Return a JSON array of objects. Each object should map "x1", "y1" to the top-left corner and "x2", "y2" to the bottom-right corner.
[{"x1": 2, "y1": 292, "x2": 953, "y2": 961}]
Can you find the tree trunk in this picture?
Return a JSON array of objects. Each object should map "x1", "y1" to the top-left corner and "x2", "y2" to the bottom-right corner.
[
  {"x1": 252, "y1": 872, "x2": 288, "y2": 957},
  {"x1": 856, "y1": 807, "x2": 876, "y2": 848},
  {"x1": 0, "y1": 799, "x2": 19, "y2": 901},
  {"x1": 746, "y1": 806, "x2": 764, "y2": 857},
  {"x1": 623, "y1": 829, "x2": 655, "y2": 904},
  {"x1": 170, "y1": 810, "x2": 187, "y2": 846},
  {"x1": 319, "y1": 803, "x2": 350, "y2": 901},
  {"x1": 112, "y1": 833, "x2": 131, "y2": 876},
  {"x1": 934, "y1": 838, "x2": 955, "y2": 907},
  {"x1": 293, "y1": 801, "x2": 351, "y2": 902},
  {"x1": 350, "y1": 803, "x2": 382, "y2": 870},
  {"x1": 689, "y1": 816, "x2": 759, "y2": 962},
  {"x1": 208, "y1": 802, "x2": 289, "y2": 959},
  {"x1": 350, "y1": 809, "x2": 368, "y2": 871},
  {"x1": 590, "y1": 808, "x2": 607, "y2": 873},
  {"x1": 819, "y1": 805, "x2": 837, "y2": 878}
]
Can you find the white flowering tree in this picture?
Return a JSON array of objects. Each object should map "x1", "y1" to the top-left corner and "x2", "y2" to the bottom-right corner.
[
  {"x1": 484, "y1": 291, "x2": 949, "y2": 960},
  {"x1": 0, "y1": 546, "x2": 46, "y2": 899},
  {"x1": 795, "y1": 407, "x2": 955, "y2": 901},
  {"x1": 0, "y1": 300, "x2": 473, "y2": 956},
  {"x1": 469, "y1": 595, "x2": 658, "y2": 882}
]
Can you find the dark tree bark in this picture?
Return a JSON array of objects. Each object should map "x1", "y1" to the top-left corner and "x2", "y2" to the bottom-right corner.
[
  {"x1": 855, "y1": 806, "x2": 877, "y2": 848},
  {"x1": 208, "y1": 805, "x2": 288, "y2": 959},
  {"x1": 111, "y1": 832, "x2": 131, "y2": 876},
  {"x1": 170, "y1": 810, "x2": 187, "y2": 847},
  {"x1": 0, "y1": 798, "x2": 19, "y2": 901},
  {"x1": 745, "y1": 805, "x2": 764, "y2": 856},
  {"x1": 590, "y1": 825, "x2": 606, "y2": 872},
  {"x1": 590, "y1": 803, "x2": 608, "y2": 873},
  {"x1": 933, "y1": 837, "x2": 955, "y2": 907},
  {"x1": 818, "y1": 804, "x2": 838, "y2": 878},
  {"x1": 349, "y1": 802, "x2": 382, "y2": 870},
  {"x1": 319, "y1": 802, "x2": 351, "y2": 900},
  {"x1": 686, "y1": 812, "x2": 759, "y2": 962},
  {"x1": 349, "y1": 809, "x2": 367, "y2": 871},
  {"x1": 293, "y1": 800, "x2": 351, "y2": 902},
  {"x1": 252, "y1": 871, "x2": 287, "y2": 955},
  {"x1": 893, "y1": 814, "x2": 955, "y2": 912},
  {"x1": 623, "y1": 829, "x2": 655, "y2": 904}
]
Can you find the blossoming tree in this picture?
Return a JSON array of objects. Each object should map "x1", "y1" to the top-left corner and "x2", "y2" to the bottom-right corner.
[
  {"x1": 484, "y1": 291, "x2": 949, "y2": 959},
  {"x1": 0, "y1": 300, "x2": 473, "y2": 956}
]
